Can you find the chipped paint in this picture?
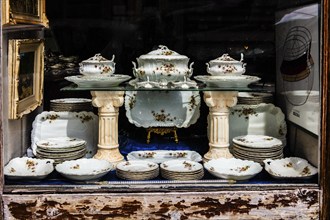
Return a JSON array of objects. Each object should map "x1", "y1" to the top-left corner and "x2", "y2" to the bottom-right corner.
[
  {"x1": 297, "y1": 189, "x2": 318, "y2": 208},
  {"x1": 2, "y1": 189, "x2": 319, "y2": 219}
]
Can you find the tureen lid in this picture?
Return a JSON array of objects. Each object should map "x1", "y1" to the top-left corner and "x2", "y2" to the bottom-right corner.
[
  {"x1": 138, "y1": 45, "x2": 188, "y2": 60},
  {"x1": 81, "y1": 53, "x2": 115, "y2": 63},
  {"x1": 209, "y1": 53, "x2": 244, "y2": 63}
]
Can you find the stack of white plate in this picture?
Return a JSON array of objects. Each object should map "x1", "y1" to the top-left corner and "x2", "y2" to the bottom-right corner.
[
  {"x1": 160, "y1": 160, "x2": 204, "y2": 180},
  {"x1": 35, "y1": 137, "x2": 87, "y2": 164},
  {"x1": 231, "y1": 135, "x2": 284, "y2": 164},
  {"x1": 116, "y1": 160, "x2": 159, "y2": 180},
  {"x1": 50, "y1": 98, "x2": 93, "y2": 112},
  {"x1": 237, "y1": 92, "x2": 274, "y2": 105}
]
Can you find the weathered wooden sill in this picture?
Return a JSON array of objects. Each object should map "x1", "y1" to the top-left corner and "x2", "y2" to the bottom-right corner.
[
  {"x1": 4, "y1": 180, "x2": 319, "y2": 194},
  {"x1": 2, "y1": 188, "x2": 320, "y2": 219}
]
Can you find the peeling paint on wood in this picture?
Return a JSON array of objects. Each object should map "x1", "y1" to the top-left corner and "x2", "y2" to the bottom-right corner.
[{"x1": 2, "y1": 189, "x2": 319, "y2": 219}]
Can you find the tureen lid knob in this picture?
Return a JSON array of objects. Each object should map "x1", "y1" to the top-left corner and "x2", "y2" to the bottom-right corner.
[{"x1": 159, "y1": 45, "x2": 169, "y2": 50}]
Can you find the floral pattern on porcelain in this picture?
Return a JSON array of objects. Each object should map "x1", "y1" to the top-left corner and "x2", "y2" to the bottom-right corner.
[
  {"x1": 55, "y1": 158, "x2": 113, "y2": 181},
  {"x1": 263, "y1": 157, "x2": 318, "y2": 179},
  {"x1": 204, "y1": 158, "x2": 263, "y2": 180},
  {"x1": 132, "y1": 45, "x2": 194, "y2": 83},
  {"x1": 125, "y1": 91, "x2": 200, "y2": 128},
  {"x1": 206, "y1": 53, "x2": 246, "y2": 76},
  {"x1": 79, "y1": 53, "x2": 116, "y2": 76},
  {"x1": 4, "y1": 157, "x2": 55, "y2": 180},
  {"x1": 127, "y1": 150, "x2": 202, "y2": 164}
]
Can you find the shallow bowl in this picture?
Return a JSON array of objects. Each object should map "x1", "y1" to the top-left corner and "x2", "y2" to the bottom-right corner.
[
  {"x1": 204, "y1": 158, "x2": 263, "y2": 180},
  {"x1": 4, "y1": 157, "x2": 55, "y2": 180},
  {"x1": 55, "y1": 158, "x2": 113, "y2": 181},
  {"x1": 264, "y1": 157, "x2": 318, "y2": 179}
]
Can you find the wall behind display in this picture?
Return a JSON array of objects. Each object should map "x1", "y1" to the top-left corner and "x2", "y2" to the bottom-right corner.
[
  {"x1": 44, "y1": 0, "x2": 278, "y2": 139},
  {"x1": 45, "y1": 0, "x2": 276, "y2": 81},
  {"x1": 275, "y1": 3, "x2": 320, "y2": 166},
  {"x1": 275, "y1": 3, "x2": 320, "y2": 135}
]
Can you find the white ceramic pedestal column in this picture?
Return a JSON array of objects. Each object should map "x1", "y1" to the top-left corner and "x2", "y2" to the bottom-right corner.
[
  {"x1": 203, "y1": 91, "x2": 238, "y2": 162},
  {"x1": 91, "y1": 91, "x2": 125, "y2": 165}
]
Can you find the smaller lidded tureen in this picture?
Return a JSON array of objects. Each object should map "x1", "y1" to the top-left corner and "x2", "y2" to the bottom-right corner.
[
  {"x1": 206, "y1": 53, "x2": 246, "y2": 76},
  {"x1": 79, "y1": 53, "x2": 115, "y2": 76},
  {"x1": 132, "y1": 45, "x2": 194, "y2": 83}
]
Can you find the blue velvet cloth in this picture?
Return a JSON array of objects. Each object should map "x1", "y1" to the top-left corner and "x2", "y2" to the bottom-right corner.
[{"x1": 118, "y1": 130, "x2": 209, "y2": 159}]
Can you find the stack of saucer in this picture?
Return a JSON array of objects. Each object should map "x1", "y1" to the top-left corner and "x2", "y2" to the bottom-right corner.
[
  {"x1": 116, "y1": 160, "x2": 159, "y2": 180},
  {"x1": 160, "y1": 160, "x2": 204, "y2": 180},
  {"x1": 237, "y1": 92, "x2": 273, "y2": 105},
  {"x1": 35, "y1": 137, "x2": 87, "y2": 164},
  {"x1": 50, "y1": 98, "x2": 93, "y2": 112},
  {"x1": 231, "y1": 135, "x2": 284, "y2": 164}
]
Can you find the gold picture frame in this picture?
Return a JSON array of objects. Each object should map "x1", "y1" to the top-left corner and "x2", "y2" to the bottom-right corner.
[
  {"x1": 8, "y1": 39, "x2": 44, "y2": 119},
  {"x1": 2, "y1": 0, "x2": 49, "y2": 27}
]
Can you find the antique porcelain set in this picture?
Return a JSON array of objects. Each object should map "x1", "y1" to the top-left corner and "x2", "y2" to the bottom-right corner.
[
  {"x1": 3, "y1": 46, "x2": 318, "y2": 182},
  {"x1": 64, "y1": 45, "x2": 260, "y2": 129},
  {"x1": 4, "y1": 153, "x2": 318, "y2": 181},
  {"x1": 65, "y1": 45, "x2": 259, "y2": 89}
]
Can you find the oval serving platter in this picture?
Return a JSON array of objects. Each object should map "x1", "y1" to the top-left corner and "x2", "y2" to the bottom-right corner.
[{"x1": 31, "y1": 111, "x2": 98, "y2": 158}]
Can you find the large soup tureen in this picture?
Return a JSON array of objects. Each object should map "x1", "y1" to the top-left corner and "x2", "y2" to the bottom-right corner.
[{"x1": 132, "y1": 45, "x2": 194, "y2": 83}]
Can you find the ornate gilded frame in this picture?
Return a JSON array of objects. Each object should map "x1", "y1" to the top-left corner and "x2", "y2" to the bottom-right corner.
[
  {"x1": 1, "y1": 0, "x2": 48, "y2": 27},
  {"x1": 8, "y1": 39, "x2": 44, "y2": 119}
]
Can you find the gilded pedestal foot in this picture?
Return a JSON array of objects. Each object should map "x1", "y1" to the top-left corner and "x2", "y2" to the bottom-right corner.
[{"x1": 146, "y1": 127, "x2": 178, "y2": 144}]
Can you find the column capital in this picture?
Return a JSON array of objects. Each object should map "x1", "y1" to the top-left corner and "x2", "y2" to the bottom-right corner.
[
  {"x1": 203, "y1": 91, "x2": 238, "y2": 111},
  {"x1": 91, "y1": 91, "x2": 124, "y2": 112}
]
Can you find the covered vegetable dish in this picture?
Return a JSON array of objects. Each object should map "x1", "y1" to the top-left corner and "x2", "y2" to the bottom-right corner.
[
  {"x1": 206, "y1": 53, "x2": 246, "y2": 75},
  {"x1": 79, "y1": 53, "x2": 116, "y2": 75}
]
